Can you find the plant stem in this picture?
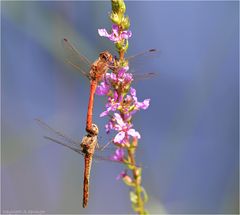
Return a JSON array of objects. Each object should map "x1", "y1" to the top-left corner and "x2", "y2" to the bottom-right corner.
[{"x1": 127, "y1": 146, "x2": 146, "y2": 214}]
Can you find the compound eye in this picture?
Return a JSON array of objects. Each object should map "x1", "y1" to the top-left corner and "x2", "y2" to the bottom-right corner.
[
  {"x1": 100, "y1": 52, "x2": 109, "y2": 62},
  {"x1": 103, "y1": 54, "x2": 108, "y2": 61}
]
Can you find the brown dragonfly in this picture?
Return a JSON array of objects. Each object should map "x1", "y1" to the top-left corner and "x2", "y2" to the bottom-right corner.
[
  {"x1": 36, "y1": 119, "x2": 115, "y2": 208},
  {"x1": 62, "y1": 38, "x2": 157, "y2": 134}
]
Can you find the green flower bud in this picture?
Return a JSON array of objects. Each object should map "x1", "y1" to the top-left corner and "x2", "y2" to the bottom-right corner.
[
  {"x1": 118, "y1": 0, "x2": 126, "y2": 14},
  {"x1": 122, "y1": 39, "x2": 129, "y2": 52},
  {"x1": 121, "y1": 16, "x2": 130, "y2": 30},
  {"x1": 122, "y1": 175, "x2": 134, "y2": 186},
  {"x1": 123, "y1": 84, "x2": 131, "y2": 94},
  {"x1": 111, "y1": 0, "x2": 126, "y2": 14},
  {"x1": 120, "y1": 59, "x2": 129, "y2": 67},
  {"x1": 115, "y1": 39, "x2": 125, "y2": 50},
  {"x1": 110, "y1": 12, "x2": 122, "y2": 25},
  {"x1": 111, "y1": 0, "x2": 120, "y2": 13},
  {"x1": 130, "y1": 191, "x2": 138, "y2": 204}
]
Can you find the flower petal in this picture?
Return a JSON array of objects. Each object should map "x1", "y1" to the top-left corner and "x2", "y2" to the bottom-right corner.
[
  {"x1": 137, "y1": 99, "x2": 150, "y2": 110},
  {"x1": 130, "y1": 87, "x2": 136, "y2": 96},
  {"x1": 100, "y1": 109, "x2": 109, "y2": 117},
  {"x1": 112, "y1": 73, "x2": 117, "y2": 81},
  {"x1": 116, "y1": 170, "x2": 127, "y2": 180},
  {"x1": 105, "y1": 121, "x2": 113, "y2": 133},
  {"x1": 121, "y1": 30, "x2": 132, "y2": 39},
  {"x1": 98, "y1": 28, "x2": 111, "y2": 37},
  {"x1": 111, "y1": 148, "x2": 124, "y2": 161},
  {"x1": 128, "y1": 129, "x2": 141, "y2": 139},
  {"x1": 96, "y1": 81, "x2": 110, "y2": 95},
  {"x1": 114, "y1": 131, "x2": 126, "y2": 143},
  {"x1": 114, "y1": 113, "x2": 125, "y2": 127},
  {"x1": 112, "y1": 24, "x2": 119, "y2": 32}
]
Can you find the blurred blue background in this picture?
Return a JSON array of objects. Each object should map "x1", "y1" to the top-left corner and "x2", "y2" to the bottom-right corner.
[{"x1": 1, "y1": 1, "x2": 239, "y2": 214}]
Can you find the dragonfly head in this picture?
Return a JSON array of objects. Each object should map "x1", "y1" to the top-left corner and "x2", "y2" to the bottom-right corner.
[{"x1": 99, "y1": 51, "x2": 113, "y2": 63}]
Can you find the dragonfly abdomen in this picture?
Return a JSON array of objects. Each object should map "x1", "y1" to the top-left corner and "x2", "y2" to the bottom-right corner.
[{"x1": 82, "y1": 154, "x2": 93, "y2": 208}]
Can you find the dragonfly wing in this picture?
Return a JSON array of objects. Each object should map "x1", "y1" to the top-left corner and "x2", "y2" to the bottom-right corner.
[
  {"x1": 35, "y1": 119, "x2": 80, "y2": 147},
  {"x1": 61, "y1": 38, "x2": 91, "y2": 78},
  {"x1": 44, "y1": 136, "x2": 84, "y2": 156},
  {"x1": 126, "y1": 49, "x2": 157, "y2": 61},
  {"x1": 132, "y1": 71, "x2": 159, "y2": 81}
]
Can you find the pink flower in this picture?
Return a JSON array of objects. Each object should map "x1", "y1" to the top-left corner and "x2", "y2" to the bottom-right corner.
[
  {"x1": 116, "y1": 170, "x2": 127, "y2": 180},
  {"x1": 113, "y1": 113, "x2": 140, "y2": 143},
  {"x1": 105, "y1": 120, "x2": 114, "y2": 134},
  {"x1": 98, "y1": 24, "x2": 132, "y2": 43},
  {"x1": 111, "y1": 148, "x2": 124, "y2": 162},
  {"x1": 99, "y1": 91, "x2": 120, "y2": 117},
  {"x1": 136, "y1": 99, "x2": 150, "y2": 110},
  {"x1": 130, "y1": 87, "x2": 150, "y2": 110},
  {"x1": 96, "y1": 81, "x2": 110, "y2": 95},
  {"x1": 118, "y1": 66, "x2": 129, "y2": 77},
  {"x1": 117, "y1": 67, "x2": 133, "y2": 84}
]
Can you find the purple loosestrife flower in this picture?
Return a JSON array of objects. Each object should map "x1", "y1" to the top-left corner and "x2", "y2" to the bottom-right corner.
[
  {"x1": 116, "y1": 170, "x2": 127, "y2": 180},
  {"x1": 130, "y1": 87, "x2": 150, "y2": 111},
  {"x1": 96, "y1": 81, "x2": 110, "y2": 95},
  {"x1": 113, "y1": 113, "x2": 140, "y2": 144},
  {"x1": 99, "y1": 91, "x2": 121, "y2": 117},
  {"x1": 105, "y1": 120, "x2": 114, "y2": 134},
  {"x1": 98, "y1": 24, "x2": 132, "y2": 43},
  {"x1": 111, "y1": 148, "x2": 125, "y2": 161},
  {"x1": 117, "y1": 66, "x2": 133, "y2": 84},
  {"x1": 96, "y1": 66, "x2": 132, "y2": 96}
]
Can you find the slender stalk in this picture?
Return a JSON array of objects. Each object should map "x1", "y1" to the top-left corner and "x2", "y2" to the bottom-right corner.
[
  {"x1": 128, "y1": 146, "x2": 146, "y2": 214},
  {"x1": 119, "y1": 48, "x2": 147, "y2": 215}
]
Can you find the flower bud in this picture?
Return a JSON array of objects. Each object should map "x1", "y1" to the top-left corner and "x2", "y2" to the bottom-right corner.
[
  {"x1": 116, "y1": 42, "x2": 128, "y2": 54},
  {"x1": 130, "y1": 191, "x2": 138, "y2": 204},
  {"x1": 118, "y1": 0, "x2": 126, "y2": 14},
  {"x1": 111, "y1": 0, "x2": 120, "y2": 13},
  {"x1": 135, "y1": 167, "x2": 142, "y2": 177},
  {"x1": 121, "y1": 16, "x2": 130, "y2": 30},
  {"x1": 122, "y1": 175, "x2": 134, "y2": 186},
  {"x1": 111, "y1": 0, "x2": 126, "y2": 14},
  {"x1": 123, "y1": 84, "x2": 131, "y2": 94},
  {"x1": 110, "y1": 12, "x2": 122, "y2": 25},
  {"x1": 123, "y1": 40, "x2": 128, "y2": 52},
  {"x1": 136, "y1": 175, "x2": 142, "y2": 185},
  {"x1": 115, "y1": 39, "x2": 124, "y2": 51}
]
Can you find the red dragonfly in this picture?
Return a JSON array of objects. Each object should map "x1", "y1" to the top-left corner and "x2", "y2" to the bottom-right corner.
[
  {"x1": 62, "y1": 38, "x2": 113, "y2": 135},
  {"x1": 36, "y1": 119, "x2": 117, "y2": 208},
  {"x1": 62, "y1": 38, "x2": 157, "y2": 134}
]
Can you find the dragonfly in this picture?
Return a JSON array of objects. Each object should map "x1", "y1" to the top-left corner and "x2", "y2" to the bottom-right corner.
[
  {"x1": 36, "y1": 119, "x2": 112, "y2": 208},
  {"x1": 62, "y1": 38, "x2": 157, "y2": 135},
  {"x1": 62, "y1": 38, "x2": 113, "y2": 136}
]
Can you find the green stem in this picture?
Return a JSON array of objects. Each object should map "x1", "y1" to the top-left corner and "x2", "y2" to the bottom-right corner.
[{"x1": 127, "y1": 145, "x2": 146, "y2": 214}]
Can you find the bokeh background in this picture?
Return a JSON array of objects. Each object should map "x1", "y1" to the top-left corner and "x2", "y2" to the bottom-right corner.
[{"x1": 1, "y1": 1, "x2": 239, "y2": 214}]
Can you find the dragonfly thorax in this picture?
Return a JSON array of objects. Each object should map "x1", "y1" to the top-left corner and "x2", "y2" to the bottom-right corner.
[{"x1": 81, "y1": 134, "x2": 98, "y2": 155}]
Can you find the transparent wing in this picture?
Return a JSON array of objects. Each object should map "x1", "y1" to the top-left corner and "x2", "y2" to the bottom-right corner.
[
  {"x1": 126, "y1": 49, "x2": 159, "y2": 81},
  {"x1": 132, "y1": 71, "x2": 159, "y2": 81},
  {"x1": 61, "y1": 38, "x2": 91, "y2": 78},
  {"x1": 43, "y1": 135, "x2": 123, "y2": 164},
  {"x1": 126, "y1": 49, "x2": 157, "y2": 61},
  {"x1": 35, "y1": 118, "x2": 80, "y2": 147},
  {"x1": 44, "y1": 136, "x2": 84, "y2": 155},
  {"x1": 36, "y1": 119, "x2": 121, "y2": 163}
]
